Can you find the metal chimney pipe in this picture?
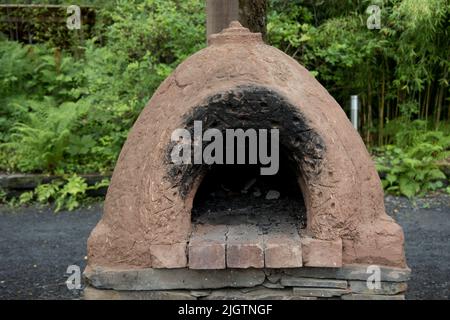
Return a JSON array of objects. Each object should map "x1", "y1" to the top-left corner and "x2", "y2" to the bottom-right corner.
[
  {"x1": 206, "y1": 0, "x2": 239, "y2": 38},
  {"x1": 351, "y1": 95, "x2": 359, "y2": 131}
]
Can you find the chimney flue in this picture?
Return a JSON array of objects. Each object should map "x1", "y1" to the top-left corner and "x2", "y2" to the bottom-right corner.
[{"x1": 206, "y1": 0, "x2": 239, "y2": 38}]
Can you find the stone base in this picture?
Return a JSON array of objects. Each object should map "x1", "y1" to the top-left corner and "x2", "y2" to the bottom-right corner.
[{"x1": 84, "y1": 264, "x2": 410, "y2": 300}]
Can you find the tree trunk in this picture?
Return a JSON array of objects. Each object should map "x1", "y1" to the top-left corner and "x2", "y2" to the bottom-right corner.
[
  {"x1": 206, "y1": 0, "x2": 267, "y2": 40},
  {"x1": 239, "y1": 0, "x2": 267, "y2": 40}
]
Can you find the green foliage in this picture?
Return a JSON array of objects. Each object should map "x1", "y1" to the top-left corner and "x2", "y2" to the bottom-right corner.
[
  {"x1": 0, "y1": 1, "x2": 98, "y2": 50},
  {"x1": 0, "y1": 188, "x2": 7, "y2": 204},
  {"x1": 53, "y1": 175, "x2": 89, "y2": 211},
  {"x1": 0, "y1": 41, "x2": 83, "y2": 138},
  {"x1": 0, "y1": 0, "x2": 205, "y2": 175},
  {"x1": 376, "y1": 122, "x2": 450, "y2": 197},
  {"x1": 19, "y1": 191, "x2": 35, "y2": 205},
  {"x1": 3, "y1": 99, "x2": 87, "y2": 172},
  {"x1": 267, "y1": 0, "x2": 450, "y2": 145},
  {"x1": 72, "y1": 0, "x2": 206, "y2": 172},
  {"x1": 16, "y1": 175, "x2": 110, "y2": 211},
  {"x1": 267, "y1": 3, "x2": 313, "y2": 59},
  {"x1": 0, "y1": 0, "x2": 449, "y2": 205}
]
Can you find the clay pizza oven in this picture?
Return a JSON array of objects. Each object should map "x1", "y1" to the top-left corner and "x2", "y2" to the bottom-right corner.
[{"x1": 84, "y1": 22, "x2": 409, "y2": 300}]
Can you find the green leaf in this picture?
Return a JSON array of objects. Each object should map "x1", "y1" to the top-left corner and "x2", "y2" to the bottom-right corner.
[
  {"x1": 19, "y1": 191, "x2": 34, "y2": 205},
  {"x1": 399, "y1": 178, "x2": 420, "y2": 198},
  {"x1": 426, "y1": 169, "x2": 446, "y2": 180}
]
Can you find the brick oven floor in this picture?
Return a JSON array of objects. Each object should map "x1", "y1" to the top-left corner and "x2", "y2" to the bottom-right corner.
[
  {"x1": 192, "y1": 194, "x2": 306, "y2": 230},
  {"x1": 190, "y1": 191, "x2": 307, "y2": 269},
  {"x1": 0, "y1": 193, "x2": 449, "y2": 300}
]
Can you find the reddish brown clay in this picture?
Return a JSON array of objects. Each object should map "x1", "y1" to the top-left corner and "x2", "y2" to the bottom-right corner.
[{"x1": 87, "y1": 22, "x2": 406, "y2": 269}]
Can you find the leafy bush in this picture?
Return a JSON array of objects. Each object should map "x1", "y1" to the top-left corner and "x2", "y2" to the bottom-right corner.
[
  {"x1": 376, "y1": 122, "x2": 450, "y2": 197},
  {"x1": 71, "y1": 0, "x2": 206, "y2": 172},
  {"x1": 0, "y1": 0, "x2": 206, "y2": 175},
  {"x1": 2, "y1": 99, "x2": 87, "y2": 172},
  {"x1": 14, "y1": 175, "x2": 110, "y2": 211},
  {"x1": 267, "y1": 0, "x2": 449, "y2": 146}
]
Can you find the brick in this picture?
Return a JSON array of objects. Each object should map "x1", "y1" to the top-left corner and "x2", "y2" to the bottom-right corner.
[
  {"x1": 189, "y1": 243, "x2": 226, "y2": 269},
  {"x1": 150, "y1": 243, "x2": 187, "y2": 268},
  {"x1": 189, "y1": 224, "x2": 227, "y2": 269},
  {"x1": 264, "y1": 224, "x2": 302, "y2": 268},
  {"x1": 301, "y1": 237, "x2": 342, "y2": 267},
  {"x1": 227, "y1": 225, "x2": 264, "y2": 268},
  {"x1": 227, "y1": 243, "x2": 264, "y2": 268}
]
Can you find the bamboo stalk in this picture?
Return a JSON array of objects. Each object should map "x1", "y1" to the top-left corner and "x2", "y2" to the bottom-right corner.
[
  {"x1": 424, "y1": 82, "x2": 431, "y2": 121},
  {"x1": 378, "y1": 70, "x2": 385, "y2": 146},
  {"x1": 435, "y1": 86, "x2": 444, "y2": 128},
  {"x1": 367, "y1": 80, "x2": 372, "y2": 146}
]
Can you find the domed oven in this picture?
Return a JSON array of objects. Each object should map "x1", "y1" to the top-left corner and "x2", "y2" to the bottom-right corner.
[{"x1": 84, "y1": 22, "x2": 409, "y2": 300}]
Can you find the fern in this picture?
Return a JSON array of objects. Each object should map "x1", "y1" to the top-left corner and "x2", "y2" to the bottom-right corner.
[{"x1": 1, "y1": 99, "x2": 85, "y2": 172}]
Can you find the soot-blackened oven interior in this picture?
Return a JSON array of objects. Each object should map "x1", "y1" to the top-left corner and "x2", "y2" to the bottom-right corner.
[{"x1": 170, "y1": 87, "x2": 319, "y2": 269}]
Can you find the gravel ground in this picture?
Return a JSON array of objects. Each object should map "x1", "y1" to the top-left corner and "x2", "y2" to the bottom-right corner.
[
  {"x1": 0, "y1": 194, "x2": 449, "y2": 300},
  {"x1": 384, "y1": 193, "x2": 450, "y2": 300},
  {"x1": 0, "y1": 204, "x2": 101, "y2": 300}
]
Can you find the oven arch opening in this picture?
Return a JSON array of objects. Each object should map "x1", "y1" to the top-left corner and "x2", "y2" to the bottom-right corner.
[{"x1": 191, "y1": 147, "x2": 307, "y2": 232}]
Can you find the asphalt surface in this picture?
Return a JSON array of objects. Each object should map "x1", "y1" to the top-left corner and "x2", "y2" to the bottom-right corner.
[{"x1": 0, "y1": 194, "x2": 449, "y2": 300}]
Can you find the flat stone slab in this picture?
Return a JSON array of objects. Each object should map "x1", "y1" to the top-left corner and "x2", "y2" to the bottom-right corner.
[
  {"x1": 292, "y1": 287, "x2": 350, "y2": 298},
  {"x1": 84, "y1": 267, "x2": 266, "y2": 290},
  {"x1": 342, "y1": 293, "x2": 405, "y2": 300},
  {"x1": 84, "y1": 264, "x2": 410, "y2": 295},
  {"x1": 83, "y1": 286, "x2": 195, "y2": 300},
  {"x1": 84, "y1": 285, "x2": 406, "y2": 300},
  {"x1": 203, "y1": 288, "x2": 316, "y2": 300},
  {"x1": 281, "y1": 277, "x2": 348, "y2": 289},
  {"x1": 262, "y1": 281, "x2": 285, "y2": 289},
  {"x1": 349, "y1": 280, "x2": 407, "y2": 295},
  {"x1": 281, "y1": 264, "x2": 411, "y2": 282},
  {"x1": 338, "y1": 265, "x2": 411, "y2": 282}
]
